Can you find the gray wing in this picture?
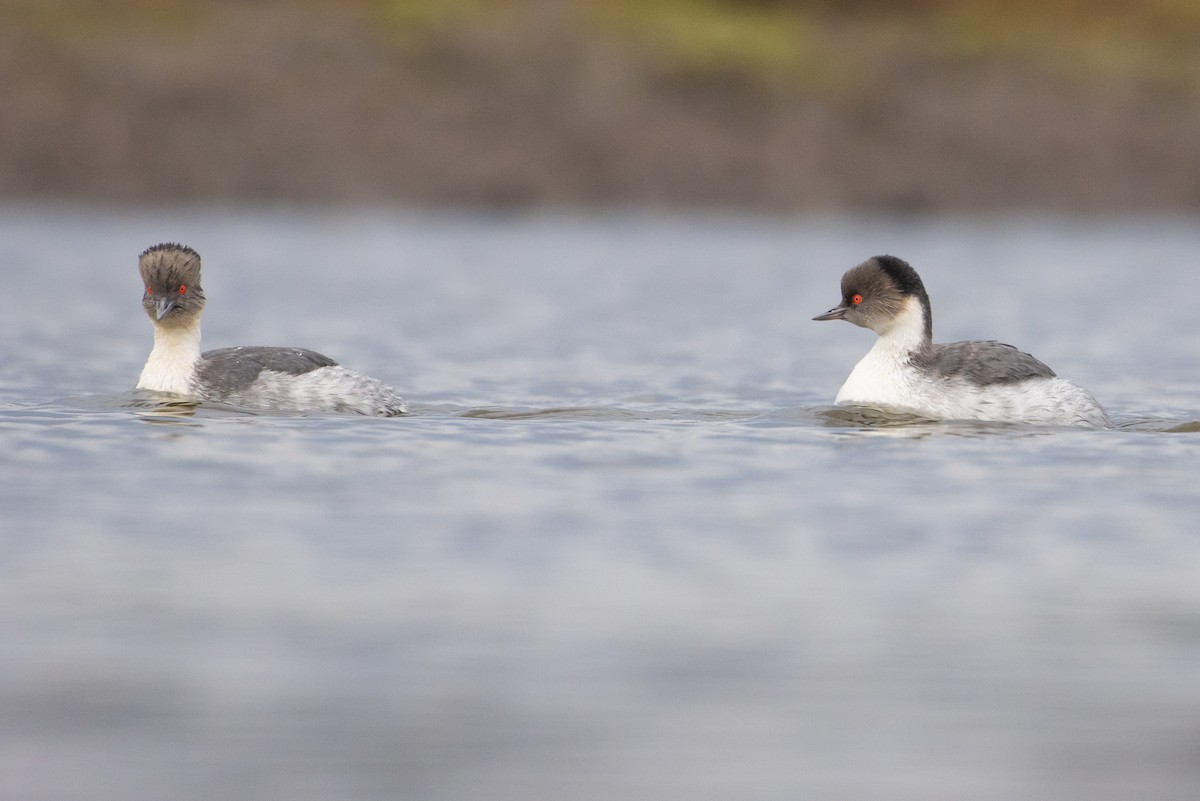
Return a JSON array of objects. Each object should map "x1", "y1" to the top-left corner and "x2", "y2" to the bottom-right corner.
[
  {"x1": 198, "y1": 346, "x2": 339, "y2": 393},
  {"x1": 921, "y1": 340, "x2": 1056, "y2": 385}
]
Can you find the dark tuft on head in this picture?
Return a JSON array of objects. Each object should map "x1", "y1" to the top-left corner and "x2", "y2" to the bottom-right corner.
[
  {"x1": 138, "y1": 243, "x2": 202, "y2": 287},
  {"x1": 874, "y1": 255, "x2": 931, "y2": 340},
  {"x1": 140, "y1": 242, "x2": 199, "y2": 261},
  {"x1": 871, "y1": 255, "x2": 926, "y2": 298}
]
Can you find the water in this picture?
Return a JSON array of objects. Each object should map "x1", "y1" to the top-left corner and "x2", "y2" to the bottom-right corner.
[{"x1": 2, "y1": 205, "x2": 1199, "y2": 800}]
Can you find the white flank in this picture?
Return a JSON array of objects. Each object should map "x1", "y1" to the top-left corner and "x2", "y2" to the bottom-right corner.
[{"x1": 834, "y1": 297, "x2": 1109, "y2": 427}]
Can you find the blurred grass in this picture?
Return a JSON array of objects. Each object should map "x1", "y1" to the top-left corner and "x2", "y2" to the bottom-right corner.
[
  {"x1": 371, "y1": 0, "x2": 517, "y2": 54},
  {"x1": 0, "y1": 0, "x2": 209, "y2": 42},
  {"x1": 6, "y1": 0, "x2": 1200, "y2": 90},
  {"x1": 929, "y1": 0, "x2": 1200, "y2": 86},
  {"x1": 588, "y1": 0, "x2": 832, "y2": 87},
  {"x1": 588, "y1": 0, "x2": 1200, "y2": 89}
]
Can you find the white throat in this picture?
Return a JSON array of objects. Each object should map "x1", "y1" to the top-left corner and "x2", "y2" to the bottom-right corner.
[
  {"x1": 874, "y1": 295, "x2": 929, "y2": 352},
  {"x1": 137, "y1": 320, "x2": 202, "y2": 395},
  {"x1": 835, "y1": 296, "x2": 930, "y2": 407}
]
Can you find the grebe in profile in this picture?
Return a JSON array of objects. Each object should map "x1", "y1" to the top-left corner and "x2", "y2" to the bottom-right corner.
[
  {"x1": 813, "y1": 255, "x2": 1109, "y2": 427},
  {"x1": 136, "y1": 243, "x2": 405, "y2": 416}
]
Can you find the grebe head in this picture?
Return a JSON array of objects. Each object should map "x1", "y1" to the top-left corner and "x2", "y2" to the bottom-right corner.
[
  {"x1": 813, "y1": 255, "x2": 932, "y2": 341},
  {"x1": 139, "y1": 243, "x2": 205, "y2": 329}
]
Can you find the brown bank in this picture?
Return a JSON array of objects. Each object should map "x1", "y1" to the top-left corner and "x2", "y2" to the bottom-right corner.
[{"x1": 2, "y1": 0, "x2": 1199, "y2": 211}]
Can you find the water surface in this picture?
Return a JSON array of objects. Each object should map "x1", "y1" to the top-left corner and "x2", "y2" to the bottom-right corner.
[{"x1": 2, "y1": 206, "x2": 1199, "y2": 800}]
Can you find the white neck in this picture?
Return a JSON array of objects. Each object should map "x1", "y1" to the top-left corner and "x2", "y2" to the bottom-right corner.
[
  {"x1": 875, "y1": 295, "x2": 930, "y2": 353},
  {"x1": 137, "y1": 320, "x2": 202, "y2": 395},
  {"x1": 835, "y1": 296, "x2": 930, "y2": 407}
]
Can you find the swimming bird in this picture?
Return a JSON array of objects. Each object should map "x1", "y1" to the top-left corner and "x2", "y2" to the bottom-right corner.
[
  {"x1": 813, "y1": 255, "x2": 1109, "y2": 427},
  {"x1": 136, "y1": 243, "x2": 406, "y2": 416}
]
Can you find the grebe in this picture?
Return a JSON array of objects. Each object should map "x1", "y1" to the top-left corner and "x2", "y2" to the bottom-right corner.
[
  {"x1": 813, "y1": 255, "x2": 1109, "y2": 427},
  {"x1": 136, "y1": 243, "x2": 405, "y2": 416}
]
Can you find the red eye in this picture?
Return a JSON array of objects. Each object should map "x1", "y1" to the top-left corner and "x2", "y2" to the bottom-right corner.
[
  {"x1": 146, "y1": 286, "x2": 153, "y2": 295},
  {"x1": 179, "y1": 284, "x2": 187, "y2": 294},
  {"x1": 851, "y1": 293, "x2": 863, "y2": 305}
]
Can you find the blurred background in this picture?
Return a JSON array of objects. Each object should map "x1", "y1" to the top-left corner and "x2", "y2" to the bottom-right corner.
[
  {"x1": 5, "y1": 4, "x2": 1200, "y2": 801},
  {"x1": 3, "y1": 0, "x2": 1199, "y2": 211}
]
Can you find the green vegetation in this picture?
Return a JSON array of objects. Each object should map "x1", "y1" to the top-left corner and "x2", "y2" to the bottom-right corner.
[
  {"x1": 590, "y1": 1, "x2": 829, "y2": 86},
  {"x1": 6, "y1": 0, "x2": 1200, "y2": 89},
  {"x1": 926, "y1": 0, "x2": 1200, "y2": 86},
  {"x1": 372, "y1": 0, "x2": 517, "y2": 54},
  {"x1": 0, "y1": 0, "x2": 208, "y2": 43},
  {"x1": 364, "y1": 0, "x2": 1200, "y2": 90},
  {"x1": 589, "y1": 0, "x2": 1200, "y2": 89}
]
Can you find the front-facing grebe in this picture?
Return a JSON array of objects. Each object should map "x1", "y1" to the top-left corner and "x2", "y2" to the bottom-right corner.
[
  {"x1": 136, "y1": 243, "x2": 406, "y2": 416},
  {"x1": 813, "y1": 255, "x2": 1109, "y2": 427}
]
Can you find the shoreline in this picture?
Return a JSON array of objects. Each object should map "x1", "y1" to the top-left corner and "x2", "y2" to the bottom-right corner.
[{"x1": 3, "y1": 1, "x2": 1198, "y2": 212}]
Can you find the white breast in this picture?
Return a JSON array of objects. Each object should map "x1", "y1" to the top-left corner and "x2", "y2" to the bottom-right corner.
[
  {"x1": 137, "y1": 325, "x2": 202, "y2": 395},
  {"x1": 835, "y1": 332, "x2": 925, "y2": 410}
]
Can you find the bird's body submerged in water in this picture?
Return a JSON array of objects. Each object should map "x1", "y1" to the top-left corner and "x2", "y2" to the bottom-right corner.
[
  {"x1": 813, "y1": 255, "x2": 1109, "y2": 427},
  {"x1": 136, "y1": 243, "x2": 406, "y2": 416}
]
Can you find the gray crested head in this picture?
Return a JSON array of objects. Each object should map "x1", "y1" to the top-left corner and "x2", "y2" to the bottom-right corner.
[
  {"x1": 139, "y1": 243, "x2": 205, "y2": 327},
  {"x1": 813, "y1": 255, "x2": 933, "y2": 341}
]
